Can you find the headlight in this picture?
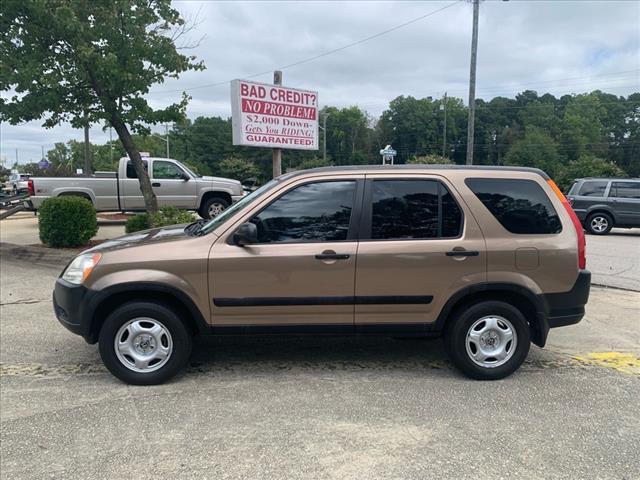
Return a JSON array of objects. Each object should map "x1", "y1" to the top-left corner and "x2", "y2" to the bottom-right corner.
[{"x1": 61, "y1": 253, "x2": 102, "y2": 284}]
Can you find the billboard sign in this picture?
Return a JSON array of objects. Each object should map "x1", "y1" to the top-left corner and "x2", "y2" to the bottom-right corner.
[{"x1": 231, "y1": 79, "x2": 318, "y2": 150}]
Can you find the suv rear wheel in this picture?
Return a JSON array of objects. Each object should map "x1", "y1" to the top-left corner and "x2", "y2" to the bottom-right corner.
[
  {"x1": 98, "y1": 302, "x2": 192, "y2": 385},
  {"x1": 585, "y1": 212, "x2": 613, "y2": 235},
  {"x1": 444, "y1": 301, "x2": 530, "y2": 380},
  {"x1": 199, "y1": 196, "x2": 230, "y2": 219}
]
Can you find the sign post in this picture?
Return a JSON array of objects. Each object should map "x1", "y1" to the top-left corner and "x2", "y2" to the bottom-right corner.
[
  {"x1": 380, "y1": 145, "x2": 397, "y2": 165},
  {"x1": 230, "y1": 77, "x2": 319, "y2": 178}
]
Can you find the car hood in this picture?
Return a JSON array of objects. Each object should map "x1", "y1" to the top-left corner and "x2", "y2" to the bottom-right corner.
[
  {"x1": 84, "y1": 224, "x2": 217, "y2": 254},
  {"x1": 200, "y1": 175, "x2": 241, "y2": 186}
]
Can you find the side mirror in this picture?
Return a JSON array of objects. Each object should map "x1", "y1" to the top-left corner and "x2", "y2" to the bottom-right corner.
[
  {"x1": 181, "y1": 173, "x2": 190, "y2": 181},
  {"x1": 233, "y1": 222, "x2": 258, "y2": 246}
]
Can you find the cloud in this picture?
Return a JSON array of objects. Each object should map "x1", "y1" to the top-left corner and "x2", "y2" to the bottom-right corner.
[{"x1": 2, "y1": 0, "x2": 638, "y2": 165}]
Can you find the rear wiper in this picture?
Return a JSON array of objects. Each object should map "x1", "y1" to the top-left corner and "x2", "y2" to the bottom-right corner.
[{"x1": 184, "y1": 218, "x2": 208, "y2": 236}]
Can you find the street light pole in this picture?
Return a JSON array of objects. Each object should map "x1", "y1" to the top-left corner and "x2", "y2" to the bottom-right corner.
[
  {"x1": 165, "y1": 124, "x2": 170, "y2": 158},
  {"x1": 466, "y1": 0, "x2": 480, "y2": 165}
]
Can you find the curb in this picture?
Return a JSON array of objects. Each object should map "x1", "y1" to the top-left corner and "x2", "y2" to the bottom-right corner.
[{"x1": 0, "y1": 242, "x2": 77, "y2": 267}]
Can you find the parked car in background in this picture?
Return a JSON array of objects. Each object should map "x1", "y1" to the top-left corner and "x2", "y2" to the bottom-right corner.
[
  {"x1": 53, "y1": 165, "x2": 589, "y2": 385},
  {"x1": 4, "y1": 173, "x2": 31, "y2": 194},
  {"x1": 28, "y1": 157, "x2": 244, "y2": 219},
  {"x1": 567, "y1": 178, "x2": 640, "y2": 235}
]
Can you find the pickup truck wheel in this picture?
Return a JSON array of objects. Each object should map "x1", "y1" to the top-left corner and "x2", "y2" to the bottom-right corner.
[
  {"x1": 200, "y1": 196, "x2": 230, "y2": 219},
  {"x1": 585, "y1": 212, "x2": 613, "y2": 235},
  {"x1": 444, "y1": 301, "x2": 530, "y2": 380},
  {"x1": 98, "y1": 302, "x2": 192, "y2": 385}
]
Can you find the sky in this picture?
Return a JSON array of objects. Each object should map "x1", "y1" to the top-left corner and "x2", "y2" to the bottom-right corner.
[{"x1": 1, "y1": 0, "x2": 639, "y2": 166}]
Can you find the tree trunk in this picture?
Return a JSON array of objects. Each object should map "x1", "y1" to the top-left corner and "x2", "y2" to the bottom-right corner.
[
  {"x1": 83, "y1": 112, "x2": 92, "y2": 176},
  {"x1": 110, "y1": 117, "x2": 158, "y2": 214}
]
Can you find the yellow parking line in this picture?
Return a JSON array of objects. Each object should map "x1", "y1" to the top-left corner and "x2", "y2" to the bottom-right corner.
[{"x1": 573, "y1": 352, "x2": 640, "y2": 376}]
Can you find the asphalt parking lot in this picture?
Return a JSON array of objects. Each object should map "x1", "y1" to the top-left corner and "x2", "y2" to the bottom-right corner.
[{"x1": 1, "y1": 230, "x2": 639, "y2": 479}]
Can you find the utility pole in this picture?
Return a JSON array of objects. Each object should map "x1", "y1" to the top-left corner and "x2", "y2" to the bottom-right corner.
[
  {"x1": 165, "y1": 124, "x2": 170, "y2": 158},
  {"x1": 109, "y1": 125, "x2": 114, "y2": 165},
  {"x1": 321, "y1": 113, "x2": 331, "y2": 163},
  {"x1": 272, "y1": 70, "x2": 283, "y2": 178},
  {"x1": 442, "y1": 92, "x2": 448, "y2": 158},
  {"x1": 83, "y1": 111, "x2": 91, "y2": 175},
  {"x1": 466, "y1": 0, "x2": 480, "y2": 165},
  {"x1": 41, "y1": 145, "x2": 45, "y2": 161}
]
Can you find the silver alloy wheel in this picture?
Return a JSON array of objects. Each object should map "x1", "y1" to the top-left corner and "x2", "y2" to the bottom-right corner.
[
  {"x1": 114, "y1": 318, "x2": 173, "y2": 373},
  {"x1": 465, "y1": 315, "x2": 517, "y2": 368},
  {"x1": 208, "y1": 202, "x2": 226, "y2": 218},
  {"x1": 590, "y1": 215, "x2": 609, "y2": 233}
]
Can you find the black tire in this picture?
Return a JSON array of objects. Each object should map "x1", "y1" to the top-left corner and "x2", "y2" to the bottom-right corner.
[
  {"x1": 585, "y1": 212, "x2": 613, "y2": 235},
  {"x1": 98, "y1": 302, "x2": 192, "y2": 385},
  {"x1": 199, "y1": 196, "x2": 230, "y2": 219},
  {"x1": 444, "y1": 301, "x2": 530, "y2": 380}
]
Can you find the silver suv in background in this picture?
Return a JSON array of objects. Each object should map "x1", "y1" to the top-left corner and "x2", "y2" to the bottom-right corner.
[{"x1": 567, "y1": 178, "x2": 640, "y2": 234}]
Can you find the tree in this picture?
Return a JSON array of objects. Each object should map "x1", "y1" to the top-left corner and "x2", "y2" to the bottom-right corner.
[
  {"x1": 1, "y1": 0, "x2": 204, "y2": 213},
  {"x1": 503, "y1": 127, "x2": 562, "y2": 177},
  {"x1": 556, "y1": 154, "x2": 626, "y2": 192},
  {"x1": 406, "y1": 154, "x2": 453, "y2": 165},
  {"x1": 217, "y1": 157, "x2": 260, "y2": 181}
]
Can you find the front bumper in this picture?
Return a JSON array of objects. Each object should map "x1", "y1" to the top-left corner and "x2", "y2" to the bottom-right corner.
[{"x1": 53, "y1": 278, "x2": 93, "y2": 341}]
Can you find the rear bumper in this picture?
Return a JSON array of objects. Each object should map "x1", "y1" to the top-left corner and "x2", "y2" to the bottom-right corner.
[{"x1": 534, "y1": 270, "x2": 591, "y2": 346}]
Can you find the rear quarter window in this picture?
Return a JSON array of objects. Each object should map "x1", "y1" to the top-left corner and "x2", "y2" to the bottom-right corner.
[
  {"x1": 465, "y1": 178, "x2": 562, "y2": 234},
  {"x1": 578, "y1": 180, "x2": 608, "y2": 197}
]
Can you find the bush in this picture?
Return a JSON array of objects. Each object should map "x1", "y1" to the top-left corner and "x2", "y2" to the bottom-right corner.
[
  {"x1": 555, "y1": 154, "x2": 626, "y2": 192},
  {"x1": 125, "y1": 214, "x2": 151, "y2": 233},
  {"x1": 125, "y1": 207, "x2": 195, "y2": 233},
  {"x1": 38, "y1": 196, "x2": 98, "y2": 247}
]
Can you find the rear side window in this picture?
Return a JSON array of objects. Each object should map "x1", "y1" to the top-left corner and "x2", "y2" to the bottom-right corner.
[
  {"x1": 611, "y1": 182, "x2": 640, "y2": 199},
  {"x1": 465, "y1": 178, "x2": 561, "y2": 234},
  {"x1": 126, "y1": 161, "x2": 148, "y2": 179},
  {"x1": 578, "y1": 180, "x2": 608, "y2": 197},
  {"x1": 369, "y1": 180, "x2": 462, "y2": 240}
]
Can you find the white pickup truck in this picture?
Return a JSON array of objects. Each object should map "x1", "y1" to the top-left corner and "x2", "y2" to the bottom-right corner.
[{"x1": 28, "y1": 157, "x2": 245, "y2": 219}]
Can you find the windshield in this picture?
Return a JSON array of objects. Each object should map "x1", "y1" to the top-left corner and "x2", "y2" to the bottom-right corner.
[
  {"x1": 198, "y1": 179, "x2": 279, "y2": 235},
  {"x1": 180, "y1": 163, "x2": 201, "y2": 178}
]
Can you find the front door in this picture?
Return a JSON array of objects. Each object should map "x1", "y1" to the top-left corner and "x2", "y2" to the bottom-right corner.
[
  {"x1": 354, "y1": 175, "x2": 486, "y2": 326},
  {"x1": 209, "y1": 177, "x2": 364, "y2": 327},
  {"x1": 151, "y1": 160, "x2": 197, "y2": 209}
]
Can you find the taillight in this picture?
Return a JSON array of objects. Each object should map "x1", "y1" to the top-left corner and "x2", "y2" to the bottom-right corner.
[
  {"x1": 547, "y1": 180, "x2": 586, "y2": 269},
  {"x1": 27, "y1": 179, "x2": 35, "y2": 196}
]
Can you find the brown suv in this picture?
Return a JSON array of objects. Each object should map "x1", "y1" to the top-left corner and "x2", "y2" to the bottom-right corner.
[{"x1": 53, "y1": 166, "x2": 590, "y2": 385}]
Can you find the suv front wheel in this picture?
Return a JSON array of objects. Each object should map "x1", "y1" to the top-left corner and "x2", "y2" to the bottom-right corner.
[
  {"x1": 444, "y1": 301, "x2": 530, "y2": 380},
  {"x1": 98, "y1": 302, "x2": 193, "y2": 385}
]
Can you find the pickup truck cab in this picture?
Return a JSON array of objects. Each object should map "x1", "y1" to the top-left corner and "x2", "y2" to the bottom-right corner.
[{"x1": 29, "y1": 157, "x2": 244, "y2": 218}]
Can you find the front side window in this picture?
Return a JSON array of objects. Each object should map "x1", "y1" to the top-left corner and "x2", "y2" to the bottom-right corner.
[
  {"x1": 611, "y1": 182, "x2": 640, "y2": 199},
  {"x1": 578, "y1": 180, "x2": 608, "y2": 197},
  {"x1": 250, "y1": 181, "x2": 356, "y2": 243},
  {"x1": 153, "y1": 161, "x2": 185, "y2": 180},
  {"x1": 466, "y1": 178, "x2": 561, "y2": 234},
  {"x1": 370, "y1": 180, "x2": 462, "y2": 240}
]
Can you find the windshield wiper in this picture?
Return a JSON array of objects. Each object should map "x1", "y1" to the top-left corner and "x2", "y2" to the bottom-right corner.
[{"x1": 184, "y1": 218, "x2": 208, "y2": 236}]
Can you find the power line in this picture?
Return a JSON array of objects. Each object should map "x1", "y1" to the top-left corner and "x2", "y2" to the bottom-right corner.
[{"x1": 154, "y1": 1, "x2": 462, "y2": 94}]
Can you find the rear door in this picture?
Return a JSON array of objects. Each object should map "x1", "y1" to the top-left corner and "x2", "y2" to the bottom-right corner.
[
  {"x1": 354, "y1": 174, "x2": 486, "y2": 327},
  {"x1": 610, "y1": 181, "x2": 640, "y2": 226},
  {"x1": 121, "y1": 160, "x2": 148, "y2": 210},
  {"x1": 151, "y1": 159, "x2": 197, "y2": 209}
]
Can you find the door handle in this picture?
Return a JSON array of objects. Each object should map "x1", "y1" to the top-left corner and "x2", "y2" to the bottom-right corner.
[
  {"x1": 445, "y1": 250, "x2": 479, "y2": 257},
  {"x1": 152, "y1": 182, "x2": 161, "y2": 187},
  {"x1": 315, "y1": 252, "x2": 350, "y2": 260}
]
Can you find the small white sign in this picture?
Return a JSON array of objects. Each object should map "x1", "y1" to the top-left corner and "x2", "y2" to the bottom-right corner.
[{"x1": 231, "y1": 79, "x2": 319, "y2": 150}]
